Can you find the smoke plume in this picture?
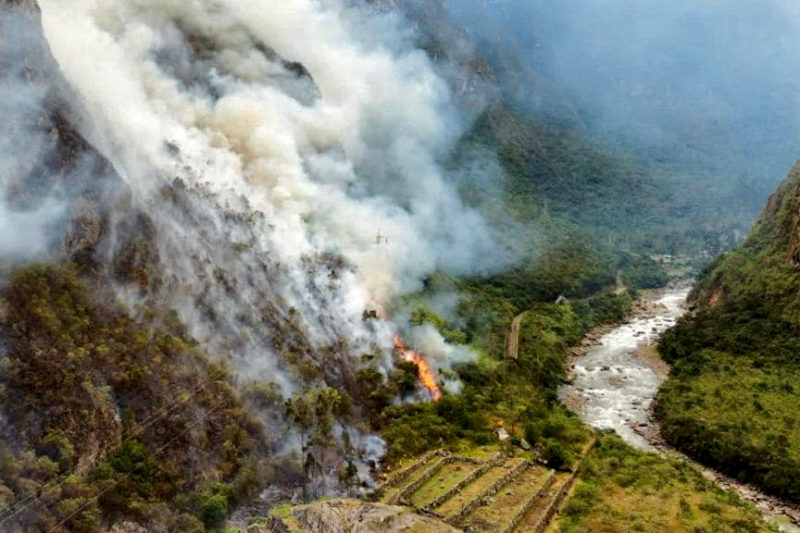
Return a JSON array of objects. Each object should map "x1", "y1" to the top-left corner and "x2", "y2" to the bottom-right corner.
[{"x1": 22, "y1": 0, "x2": 506, "y2": 485}]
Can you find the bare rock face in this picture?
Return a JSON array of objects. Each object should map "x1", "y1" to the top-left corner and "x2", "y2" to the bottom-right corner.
[{"x1": 290, "y1": 499, "x2": 462, "y2": 533}]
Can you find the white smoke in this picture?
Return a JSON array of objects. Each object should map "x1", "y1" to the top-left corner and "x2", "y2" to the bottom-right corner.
[
  {"x1": 408, "y1": 323, "x2": 475, "y2": 394},
  {"x1": 38, "y1": 0, "x2": 500, "y2": 305},
  {"x1": 26, "y1": 10, "x2": 513, "y2": 483},
  {"x1": 0, "y1": 8, "x2": 68, "y2": 262}
]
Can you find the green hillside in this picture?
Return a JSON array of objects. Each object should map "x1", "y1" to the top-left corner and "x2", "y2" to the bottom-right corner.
[
  {"x1": 656, "y1": 162, "x2": 800, "y2": 503},
  {"x1": 0, "y1": 265, "x2": 261, "y2": 531}
]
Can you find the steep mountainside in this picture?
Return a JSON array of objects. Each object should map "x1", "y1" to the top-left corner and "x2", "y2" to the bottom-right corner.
[
  {"x1": 0, "y1": 0, "x2": 783, "y2": 531},
  {"x1": 0, "y1": 0, "x2": 412, "y2": 529},
  {"x1": 0, "y1": 3, "x2": 272, "y2": 530},
  {"x1": 0, "y1": 266, "x2": 262, "y2": 532},
  {"x1": 657, "y1": 161, "x2": 800, "y2": 503}
]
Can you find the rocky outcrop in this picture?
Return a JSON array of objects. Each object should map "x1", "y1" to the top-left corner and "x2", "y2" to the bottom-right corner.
[{"x1": 290, "y1": 499, "x2": 461, "y2": 533}]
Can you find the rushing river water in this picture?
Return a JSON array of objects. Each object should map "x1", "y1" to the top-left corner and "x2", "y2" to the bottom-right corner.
[
  {"x1": 559, "y1": 287, "x2": 689, "y2": 449},
  {"x1": 559, "y1": 286, "x2": 800, "y2": 532}
]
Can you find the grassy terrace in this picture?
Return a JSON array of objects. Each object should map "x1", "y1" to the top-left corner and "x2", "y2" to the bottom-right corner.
[
  {"x1": 516, "y1": 472, "x2": 573, "y2": 532},
  {"x1": 410, "y1": 459, "x2": 481, "y2": 509},
  {"x1": 434, "y1": 458, "x2": 527, "y2": 519},
  {"x1": 464, "y1": 465, "x2": 552, "y2": 532},
  {"x1": 379, "y1": 453, "x2": 444, "y2": 505}
]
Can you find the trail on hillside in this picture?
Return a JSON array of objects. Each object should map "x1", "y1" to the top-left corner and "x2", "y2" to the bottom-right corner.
[
  {"x1": 559, "y1": 287, "x2": 800, "y2": 532},
  {"x1": 507, "y1": 311, "x2": 527, "y2": 360}
]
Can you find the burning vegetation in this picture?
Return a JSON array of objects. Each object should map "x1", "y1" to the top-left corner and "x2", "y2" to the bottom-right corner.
[
  {"x1": 366, "y1": 300, "x2": 442, "y2": 402},
  {"x1": 393, "y1": 335, "x2": 442, "y2": 402}
]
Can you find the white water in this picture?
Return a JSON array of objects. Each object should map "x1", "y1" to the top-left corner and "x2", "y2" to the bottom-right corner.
[
  {"x1": 560, "y1": 287, "x2": 800, "y2": 532},
  {"x1": 559, "y1": 287, "x2": 688, "y2": 449}
]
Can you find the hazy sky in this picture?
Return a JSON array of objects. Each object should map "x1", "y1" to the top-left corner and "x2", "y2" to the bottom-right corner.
[{"x1": 446, "y1": 0, "x2": 800, "y2": 183}]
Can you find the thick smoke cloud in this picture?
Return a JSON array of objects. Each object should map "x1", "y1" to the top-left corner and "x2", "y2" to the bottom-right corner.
[
  {"x1": 26, "y1": 0, "x2": 514, "y2": 491},
  {"x1": 446, "y1": 0, "x2": 800, "y2": 188},
  {"x1": 0, "y1": 8, "x2": 67, "y2": 260},
  {"x1": 39, "y1": 0, "x2": 503, "y2": 303},
  {"x1": 29, "y1": 0, "x2": 513, "y2": 428}
]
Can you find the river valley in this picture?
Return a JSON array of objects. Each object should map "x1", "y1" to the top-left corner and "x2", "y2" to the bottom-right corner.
[{"x1": 559, "y1": 286, "x2": 800, "y2": 532}]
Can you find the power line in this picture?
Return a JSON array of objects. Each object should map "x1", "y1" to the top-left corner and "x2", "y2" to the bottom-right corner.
[
  {"x1": 46, "y1": 390, "x2": 235, "y2": 532},
  {"x1": 0, "y1": 364, "x2": 232, "y2": 529}
]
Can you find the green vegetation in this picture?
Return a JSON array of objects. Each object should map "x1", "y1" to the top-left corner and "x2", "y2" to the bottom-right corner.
[
  {"x1": 558, "y1": 434, "x2": 772, "y2": 533},
  {"x1": 656, "y1": 163, "x2": 800, "y2": 504},
  {"x1": 453, "y1": 103, "x2": 746, "y2": 261},
  {"x1": 0, "y1": 265, "x2": 259, "y2": 531},
  {"x1": 385, "y1": 259, "x2": 656, "y2": 504},
  {"x1": 379, "y1": 230, "x2": 641, "y2": 466},
  {"x1": 657, "y1": 353, "x2": 800, "y2": 503},
  {"x1": 378, "y1": 286, "x2": 623, "y2": 464}
]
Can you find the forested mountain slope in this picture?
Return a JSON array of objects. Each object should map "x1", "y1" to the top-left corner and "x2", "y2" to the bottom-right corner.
[
  {"x1": 400, "y1": 0, "x2": 750, "y2": 264},
  {"x1": 657, "y1": 161, "x2": 800, "y2": 503}
]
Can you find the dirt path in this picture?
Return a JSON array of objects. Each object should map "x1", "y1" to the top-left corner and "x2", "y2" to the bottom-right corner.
[{"x1": 507, "y1": 311, "x2": 527, "y2": 360}]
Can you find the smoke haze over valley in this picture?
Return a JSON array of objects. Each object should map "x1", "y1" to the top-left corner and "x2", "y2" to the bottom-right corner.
[
  {"x1": 448, "y1": 0, "x2": 800, "y2": 173},
  {"x1": 2, "y1": 0, "x2": 800, "y2": 531}
]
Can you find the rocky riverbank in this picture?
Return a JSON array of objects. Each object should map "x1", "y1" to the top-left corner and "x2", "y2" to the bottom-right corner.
[
  {"x1": 559, "y1": 284, "x2": 689, "y2": 448},
  {"x1": 560, "y1": 282, "x2": 800, "y2": 532},
  {"x1": 564, "y1": 282, "x2": 690, "y2": 383}
]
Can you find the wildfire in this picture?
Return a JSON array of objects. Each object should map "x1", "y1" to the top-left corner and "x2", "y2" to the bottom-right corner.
[
  {"x1": 365, "y1": 295, "x2": 441, "y2": 401},
  {"x1": 393, "y1": 335, "x2": 442, "y2": 401}
]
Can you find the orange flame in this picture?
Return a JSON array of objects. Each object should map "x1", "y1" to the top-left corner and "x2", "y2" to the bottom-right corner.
[{"x1": 393, "y1": 335, "x2": 442, "y2": 401}]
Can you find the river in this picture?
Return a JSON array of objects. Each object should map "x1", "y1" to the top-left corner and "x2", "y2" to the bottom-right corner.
[{"x1": 559, "y1": 286, "x2": 800, "y2": 532}]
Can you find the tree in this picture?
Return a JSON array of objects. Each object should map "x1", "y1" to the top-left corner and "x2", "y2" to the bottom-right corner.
[
  {"x1": 311, "y1": 388, "x2": 343, "y2": 497},
  {"x1": 286, "y1": 388, "x2": 344, "y2": 500},
  {"x1": 286, "y1": 393, "x2": 314, "y2": 500}
]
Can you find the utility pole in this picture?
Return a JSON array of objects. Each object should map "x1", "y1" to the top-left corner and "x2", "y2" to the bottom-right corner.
[{"x1": 375, "y1": 230, "x2": 389, "y2": 245}]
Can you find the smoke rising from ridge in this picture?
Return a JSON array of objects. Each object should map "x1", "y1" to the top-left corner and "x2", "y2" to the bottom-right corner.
[
  {"x1": 39, "y1": 0, "x2": 503, "y2": 302},
  {"x1": 23, "y1": 0, "x2": 513, "y2": 460},
  {"x1": 4, "y1": 0, "x2": 519, "y2": 494}
]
